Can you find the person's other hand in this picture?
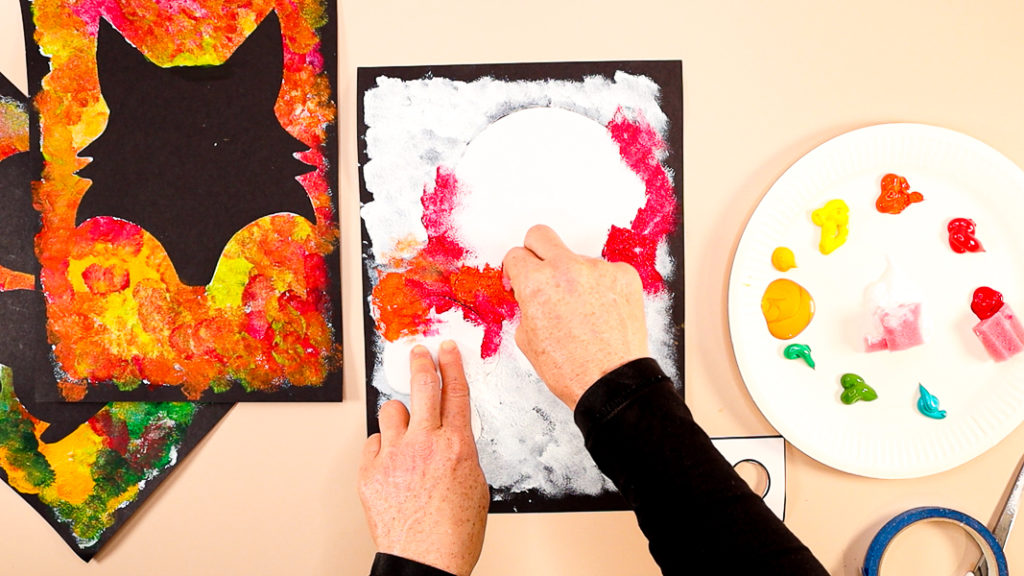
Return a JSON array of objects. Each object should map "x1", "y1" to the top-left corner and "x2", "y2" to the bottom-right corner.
[
  {"x1": 358, "y1": 341, "x2": 489, "y2": 576},
  {"x1": 502, "y1": 225, "x2": 650, "y2": 410}
]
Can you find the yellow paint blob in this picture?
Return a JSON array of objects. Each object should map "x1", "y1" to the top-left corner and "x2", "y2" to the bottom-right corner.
[
  {"x1": 811, "y1": 199, "x2": 849, "y2": 255},
  {"x1": 771, "y1": 246, "x2": 796, "y2": 272},
  {"x1": 37, "y1": 423, "x2": 105, "y2": 505},
  {"x1": 760, "y1": 278, "x2": 815, "y2": 339}
]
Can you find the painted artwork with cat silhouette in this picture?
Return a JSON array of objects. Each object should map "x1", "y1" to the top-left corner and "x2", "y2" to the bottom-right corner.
[
  {"x1": 0, "y1": 70, "x2": 231, "y2": 561},
  {"x1": 22, "y1": 0, "x2": 341, "y2": 402}
]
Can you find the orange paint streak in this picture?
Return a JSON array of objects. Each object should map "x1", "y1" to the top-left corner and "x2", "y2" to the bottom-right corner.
[{"x1": 0, "y1": 266, "x2": 36, "y2": 291}]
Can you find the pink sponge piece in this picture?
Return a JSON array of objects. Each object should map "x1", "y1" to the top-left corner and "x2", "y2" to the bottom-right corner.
[
  {"x1": 865, "y1": 303, "x2": 924, "y2": 352},
  {"x1": 973, "y1": 304, "x2": 1024, "y2": 362}
]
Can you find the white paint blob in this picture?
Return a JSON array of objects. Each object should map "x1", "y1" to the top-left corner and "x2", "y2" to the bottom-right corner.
[{"x1": 452, "y1": 107, "x2": 646, "y2": 265}]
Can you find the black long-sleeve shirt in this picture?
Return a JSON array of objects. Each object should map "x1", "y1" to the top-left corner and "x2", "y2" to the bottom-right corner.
[{"x1": 370, "y1": 358, "x2": 828, "y2": 575}]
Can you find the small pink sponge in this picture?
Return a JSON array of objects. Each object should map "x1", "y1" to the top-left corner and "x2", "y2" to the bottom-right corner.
[
  {"x1": 865, "y1": 303, "x2": 924, "y2": 352},
  {"x1": 973, "y1": 304, "x2": 1024, "y2": 362}
]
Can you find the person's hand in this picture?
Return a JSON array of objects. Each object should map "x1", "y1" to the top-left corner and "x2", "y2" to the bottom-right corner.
[
  {"x1": 358, "y1": 341, "x2": 489, "y2": 576},
  {"x1": 502, "y1": 225, "x2": 650, "y2": 410}
]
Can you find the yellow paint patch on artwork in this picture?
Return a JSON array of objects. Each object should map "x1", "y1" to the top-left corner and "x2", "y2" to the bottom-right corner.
[
  {"x1": 37, "y1": 425, "x2": 105, "y2": 505},
  {"x1": 207, "y1": 256, "x2": 254, "y2": 308},
  {"x1": 73, "y1": 101, "x2": 109, "y2": 151},
  {"x1": 97, "y1": 291, "x2": 160, "y2": 354}
]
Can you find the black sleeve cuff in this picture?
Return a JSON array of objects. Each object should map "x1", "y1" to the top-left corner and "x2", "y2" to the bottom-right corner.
[
  {"x1": 369, "y1": 553, "x2": 457, "y2": 576},
  {"x1": 573, "y1": 357, "x2": 673, "y2": 441}
]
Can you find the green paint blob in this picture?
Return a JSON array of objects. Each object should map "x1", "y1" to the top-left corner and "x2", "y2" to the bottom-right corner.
[
  {"x1": 783, "y1": 343, "x2": 815, "y2": 369},
  {"x1": 840, "y1": 373, "x2": 877, "y2": 405}
]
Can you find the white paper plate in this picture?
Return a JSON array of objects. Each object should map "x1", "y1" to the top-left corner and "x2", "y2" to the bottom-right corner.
[{"x1": 728, "y1": 123, "x2": 1024, "y2": 478}]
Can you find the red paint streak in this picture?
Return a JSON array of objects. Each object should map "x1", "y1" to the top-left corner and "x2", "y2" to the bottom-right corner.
[
  {"x1": 602, "y1": 110, "x2": 677, "y2": 293},
  {"x1": 373, "y1": 112, "x2": 677, "y2": 358},
  {"x1": 85, "y1": 216, "x2": 146, "y2": 255},
  {"x1": 420, "y1": 168, "x2": 468, "y2": 263},
  {"x1": 89, "y1": 411, "x2": 130, "y2": 454},
  {"x1": 972, "y1": 286, "x2": 1004, "y2": 320},
  {"x1": 373, "y1": 168, "x2": 515, "y2": 357},
  {"x1": 876, "y1": 173, "x2": 924, "y2": 214},
  {"x1": 948, "y1": 217, "x2": 984, "y2": 253},
  {"x1": 0, "y1": 142, "x2": 23, "y2": 160}
]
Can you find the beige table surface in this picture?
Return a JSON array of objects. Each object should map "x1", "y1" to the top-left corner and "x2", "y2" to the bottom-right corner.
[{"x1": 2, "y1": 1, "x2": 1024, "y2": 574}]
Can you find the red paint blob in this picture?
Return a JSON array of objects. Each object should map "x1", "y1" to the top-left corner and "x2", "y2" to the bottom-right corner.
[
  {"x1": 89, "y1": 411, "x2": 130, "y2": 454},
  {"x1": 972, "y1": 286, "x2": 1004, "y2": 320},
  {"x1": 81, "y1": 263, "x2": 131, "y2": 294},
  {"x1": 947, "y1": 218, "x2": 984, "y2": 253},
  {"x1": 876, "y1": 173, "x2": 924, "y2": 214}
]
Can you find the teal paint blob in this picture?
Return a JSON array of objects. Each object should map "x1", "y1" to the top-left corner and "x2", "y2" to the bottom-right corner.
[{"x1": 917, "y1": 384, "x2": 947, "y2": 419}]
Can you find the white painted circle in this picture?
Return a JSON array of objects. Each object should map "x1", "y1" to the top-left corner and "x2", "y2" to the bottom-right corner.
[{"x1": 451, "y1": 107, "x2": 646, "y2": 266}]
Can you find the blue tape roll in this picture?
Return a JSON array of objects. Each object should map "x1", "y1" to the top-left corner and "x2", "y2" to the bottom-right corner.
[{"x1": 862, "y1": 507, "x2": 1008, "y2": 576}]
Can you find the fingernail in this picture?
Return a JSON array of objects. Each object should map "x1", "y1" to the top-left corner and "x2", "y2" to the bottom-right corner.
[
  {"x1": 441, "y1": 340, "x2": 456, "y2": 352},
  {"x1": 411, "y1": 344, "x2": 429, "y2": 355}
]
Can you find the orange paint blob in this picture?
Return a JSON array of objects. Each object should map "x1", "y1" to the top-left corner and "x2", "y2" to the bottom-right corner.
[
  {"x1": 876, "y1": 173, "x2": 923, "y2": 214},
  {"x1": 771, "y1": 246, "x2": 796, "y2": 272},
  {"x1": 760, "y1": 278, "x2": 815, "y2": 339}
]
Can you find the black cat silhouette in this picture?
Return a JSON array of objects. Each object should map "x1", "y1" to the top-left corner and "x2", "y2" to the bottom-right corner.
[{"x1": 76, "y1": 12, "x2": 315, "y2": 287}]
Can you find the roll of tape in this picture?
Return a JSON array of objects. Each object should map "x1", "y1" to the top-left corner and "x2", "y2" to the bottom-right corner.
[{"x1": 862, "y1": 507, "x2": 1008, "y2": 576}]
